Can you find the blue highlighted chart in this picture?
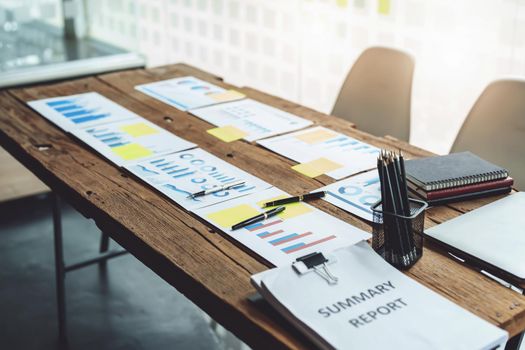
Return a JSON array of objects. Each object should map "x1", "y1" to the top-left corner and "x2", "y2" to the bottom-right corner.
[
  {"x1": 319, "y1": 170, "x2": 381, "y2": 222},
  {"x1": 125, "y1": 148, "x2": 272, "y2": 211},
  {"x1": 28, "y1": 92, "x2": 139, "y2": 131},
  {"x1": 71, "y1": 118, "x2": 196, "y2": 166},
  {"x1": 135, "y1": 76, "x2": 245, "y2": 111},
  {"x1": 258, "y1": 126, "x2": 379, "y2": 179},
  {"x1": 195, "y1": 187, "x2": 371, "y2": 266}
]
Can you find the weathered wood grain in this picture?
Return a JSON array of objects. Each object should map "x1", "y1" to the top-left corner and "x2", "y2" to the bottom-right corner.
[{"x1": 1, "y1": 64, "x2": 524, "y2": 347}]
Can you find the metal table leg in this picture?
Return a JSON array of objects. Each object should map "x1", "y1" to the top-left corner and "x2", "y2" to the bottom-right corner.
[
  {"x1": 52, "y1": 193, "x2": 67, "y2": 346},
  {"x1": 50, "y1": 192, "x2": 127, "y2": 344}
]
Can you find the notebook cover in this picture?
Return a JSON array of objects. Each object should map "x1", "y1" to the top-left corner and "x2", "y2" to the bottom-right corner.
[
  {"x1": 425, "y1": 192, "x2": 525, "y2": 282},
  {"x1": 409, "y1": 186, "x2": 512, "y2": 206},
  {"x1": 405, "y1": 152, "x2": 508, "y2": 191},
  {"x1": 408, "y1": 177, "x2": 514, "y2": 200}
]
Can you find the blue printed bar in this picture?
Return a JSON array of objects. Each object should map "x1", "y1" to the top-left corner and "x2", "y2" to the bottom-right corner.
[
  {"x1": 269, "y1": 233, "x2": 298, "y2": 245},
  {"x1": 63, "y1": 109, "x2": 94, "y2": 118},
  {"x1": 72, "y1": 114, "x2": 109, "y2": 124},
  {"x1": 55, "y1": 104, "x2": 82, "y2": 112},
  {"x1": 46, "y1": 100, "x2": 74, "y2": 107},
  {"x1": 281, "y1": 242, "x2": 305, "y2": 252}
]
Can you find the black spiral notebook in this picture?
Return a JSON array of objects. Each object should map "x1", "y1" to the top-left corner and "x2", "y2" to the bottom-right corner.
[{"x1": 405, "y1": 152, "x2": 508, "y2": 191}]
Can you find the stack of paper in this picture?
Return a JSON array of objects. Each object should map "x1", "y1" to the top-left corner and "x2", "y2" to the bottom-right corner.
[
  {"x1": 125, "y1": 148, "x2": 272, "y2": 211},
  {"x1": 252, "y1": 241, "x2": 508, "y2": 349},
  {"x1": 135, "y1": 76, "x2": 245, "y2": 111},
  {"x1": 194, "y1": 187, "x2": 371, "y2": 266},
  {"x1": 190, "y1": 99, "x2": 313, "y2": 142},
  {"x1": 257, "y1": 126, "x2": 379, "y2": 179}
]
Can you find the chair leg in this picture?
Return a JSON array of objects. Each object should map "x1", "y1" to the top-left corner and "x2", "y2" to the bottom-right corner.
[{"x1": 51, "y1": 192, "x2": 67, "y2": 346}]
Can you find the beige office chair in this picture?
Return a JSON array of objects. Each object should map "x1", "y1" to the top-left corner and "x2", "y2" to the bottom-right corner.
[
  {"x1": 451, "y1": 80, "x2": 525, "y2": 189},
  {"x1": 332, "y1": 47, "x2": 415, "y2": 141}
]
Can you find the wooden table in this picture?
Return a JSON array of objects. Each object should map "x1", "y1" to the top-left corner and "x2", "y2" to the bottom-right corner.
[{"x1": 1, "y1": 64, "x2": 524, "y2": 349}]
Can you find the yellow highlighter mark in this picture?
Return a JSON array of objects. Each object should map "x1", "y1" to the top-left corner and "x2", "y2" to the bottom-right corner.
[
  {"x1": 336, "y1": 0, "x2": 349, "y2": 8},
  {"x1": 208, "y1": 90, "x2": 246, "y2": 102},
  {"x1": 257, "y1": 195, "x2": 314, "y2": 220},
  {"x1": 120, "y1": 122, "x2": 159, "y2": 137},
  {"x1": 378, "y1": 0, "x2": 390, "y2": 15},
  {"x1": 207, "y1": 125, "x2": 248, "y2": 142},
  {"x1": 292, "y1": 157, "x2": 343, "y2": 178},
  {"x1": 111, "y1": 143, "x2": 153, "y2": 160},
  {"x1": 295, "y1": 128, "x2": 338, "y2": 144},
  {"x1": 207, "y1": 204, "x2": 260, "y2": 228}
]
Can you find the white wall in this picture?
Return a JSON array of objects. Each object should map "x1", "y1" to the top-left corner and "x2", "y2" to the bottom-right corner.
[{"x1": 86, "y1": 0, "x2": 525, "y2": 154}]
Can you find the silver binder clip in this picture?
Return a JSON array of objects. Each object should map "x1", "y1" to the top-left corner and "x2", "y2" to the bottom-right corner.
[{"x1": 292, "y1": 252, "x2": 338, "y2": 285}]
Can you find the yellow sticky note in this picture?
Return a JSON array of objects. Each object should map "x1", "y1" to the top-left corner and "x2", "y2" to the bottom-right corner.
[
  {"x1": 208, "y1": 90, "x2": 246, "y2": 102},
  {"x1": 257, "y1": 195, "x2": 314, "y2": 220},
  {"x1": 336, "y1": 0, "x2": 349, "y2": 8},
  {"x1": 378, "y1": 0, "x2": 390, "y2": 15},
  {"x1": 207, "y1": 125, "x2": 248, "y2": 142},
  {"x1": 112, "y1": 143, "x2": 153, "y2": 160},
  {"x1": 292, "y1": 158, "x2": 343, "y2": 178},
  {"x1": 295, "y1": 129, "x2": 338, "y2": 144},
  {"x1": 120, "y1": 122, "x2": 159, "y2": 137},
  {"x1": 207, "y1": 204, "x2": 260, "y2": 228}
]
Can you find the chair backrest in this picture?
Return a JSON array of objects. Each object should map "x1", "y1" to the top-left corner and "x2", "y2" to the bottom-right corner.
[
  {"x1": 451, "y1": 79, "x2": 525, "y2": 189},
  {"x1": 331, "y1": 47, "x2": 415, "y2": 141}
]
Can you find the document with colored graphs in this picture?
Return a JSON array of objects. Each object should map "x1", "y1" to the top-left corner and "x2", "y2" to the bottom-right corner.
[
  {"x1": 318, "y1": 170, "x2": 381, "y2": 221},
  {"x1": 125, "y1": 148, "x2": 272, "y2": 211},
  {"x1": 251, "y1": 242, "x2": 508, "y2": 350},
  {"x1": 190, "y1": 99, "x2": 313, "y2": 141},
  {"x1": 27, "y1": 92, "x2": 139, "y2": 131},
  {"x1": 194, "y1": 187, "x2": 371, "y2": 266},
  {"x1": 257, "y1": 126, "x2": 380, "y2": 180},
  {"x1": 135, "y1": 76, "x2": 245, "y2": 111},
  {"x1": 72, "y1": 118, "x2": 196, "y2": 166}
]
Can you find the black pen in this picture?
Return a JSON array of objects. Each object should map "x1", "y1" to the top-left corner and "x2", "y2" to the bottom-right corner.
[
  {"x1": 262, "y1": 191, "x2": 326, "y2": 207},
  {"x1": 187, "y1": 180, "x2": 245, "y2": 199},
  {"x1": 231, "y1": 206, "x2": 286, "y2": 230}
]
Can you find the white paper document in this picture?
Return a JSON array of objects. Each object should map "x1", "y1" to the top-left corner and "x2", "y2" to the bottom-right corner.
[
  {"x1": 125, "y1": 148, "x2": 272, "y2": 211},
  {"x1": 28, "y1": 92, "x2": 139, "y2": 131},
  {"x1": 71, "y1": 118, "x2": 196, "y2": 166},
  {"x1": 190, "y1": 99, "x2": 313, "y2": 141},
  {"x1": 194, "y1": 187, "x2": 371, "y2": 266},
  {"x1": 251, "y1": 242, "x2": 508, "y2": 350},
  {"x1": 135, "y1": 76, "x2": 245, "y2": 111},
  {"x1": 257, "y1": 126, "x2": 380, "y2": 179},
  {"x1": 318, "y1": 170, "x2": 381, "y2": 222}
]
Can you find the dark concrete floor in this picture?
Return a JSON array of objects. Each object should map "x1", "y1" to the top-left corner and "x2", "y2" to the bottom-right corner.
[{"x1": 0, "y1": 194, "x2": 222, "y2": 350}]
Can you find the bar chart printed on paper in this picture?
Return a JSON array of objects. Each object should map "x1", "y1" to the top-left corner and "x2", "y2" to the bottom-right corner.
[
  {"x1": 195, "y1": 187, "x2": 371, "y2": 266},
  {"x1": 258, "y1": 126, "x2": 380, "y2": 179},
  {"x1": 28, "y1": 92, "x2": 140, "y2": 131},
  {"x1": 125, "y1": 148, "x2": 272, "y2": 211}
]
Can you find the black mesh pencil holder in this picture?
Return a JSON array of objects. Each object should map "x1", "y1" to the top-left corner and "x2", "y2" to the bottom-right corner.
[{"x1": 371, "y1": 199, "x2": 428, "y2": 270}]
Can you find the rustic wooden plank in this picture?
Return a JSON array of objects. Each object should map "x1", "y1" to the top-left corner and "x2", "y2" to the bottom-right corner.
[
  {"x1": 0, "y1": 146, "x2": 49, "y2": 202},
  {"x1": 0, "y1": 91, "x2": 322, "y2": 350},
  {"x1": 1, "y1": 64, "x2": 524, "y2": 345},
  {"x1": 96, "y1": 69, "x2": 373, "y2": 233},
  {"x1": 96, "y1": 66, "x2": 525, "y2": 334},
  {"x1": 101, "y1": 66, "x2": 524, "y2": 334}
]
